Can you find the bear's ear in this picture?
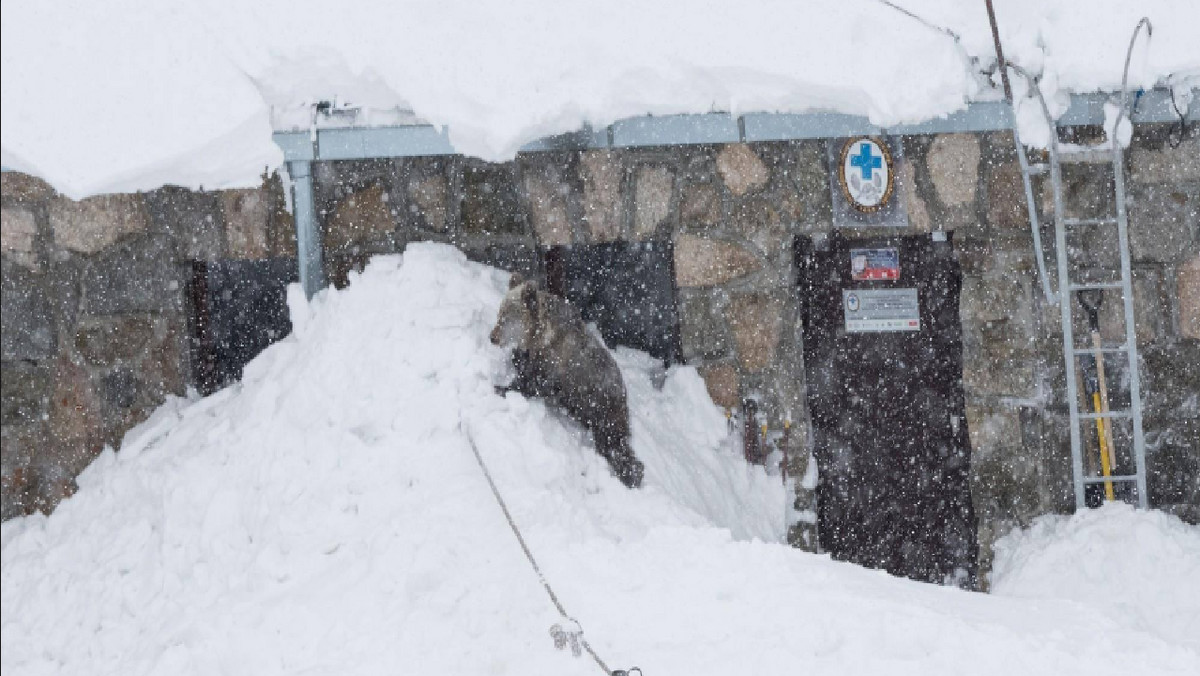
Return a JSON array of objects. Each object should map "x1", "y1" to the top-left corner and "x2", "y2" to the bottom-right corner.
[
  {"x1": 521, "y1": 284, "x2": 538, "y2": 317},
  {"x1": 508, "y1": 273, "x2": 526, "y2": 289}
]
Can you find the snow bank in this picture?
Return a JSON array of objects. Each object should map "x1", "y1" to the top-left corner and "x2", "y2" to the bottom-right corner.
[
  {"x1": 3, "y1": 1, "x2": 1198, "y2": 198},
  {"x1": 3, "y1": 243, "x2": 1198, "y2": 675},
  {"x1": 991, "y1": 502, "x2": 1200, "y2": 651}
]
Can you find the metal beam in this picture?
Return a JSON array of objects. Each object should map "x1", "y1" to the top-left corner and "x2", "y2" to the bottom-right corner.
[
  {"x1": 287, "y1": 160, "x2": 324, "y2": 298},
  {"x1": 273, "y1": 88, "x2": 1198, "y2": 162}
]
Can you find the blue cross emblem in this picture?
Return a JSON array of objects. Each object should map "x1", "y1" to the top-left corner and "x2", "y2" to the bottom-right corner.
[{"x1": 850, "y1": 142, "x2": 882, "y2": 180}]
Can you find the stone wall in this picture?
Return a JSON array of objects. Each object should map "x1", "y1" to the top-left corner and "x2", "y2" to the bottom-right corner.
[
  {"x1": 0, "y1": 172, "x2": 294, "y2": 518},
  {"x1": 3, "y1": 124, "x2": 1196, "y2": 584}
]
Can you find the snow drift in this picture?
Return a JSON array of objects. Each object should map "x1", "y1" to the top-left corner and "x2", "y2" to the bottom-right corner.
[
  {"x1": 3, "y1": 0, "x2": 1199, "y2": 198},
  {"x1": 2, "y1": 244, "x2": 1197, "y2": 675}
]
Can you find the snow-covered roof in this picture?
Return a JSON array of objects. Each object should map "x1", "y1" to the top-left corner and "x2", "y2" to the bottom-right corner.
[{"x1": 2, "y1": 0, "x2": 1198, "y2": 199}]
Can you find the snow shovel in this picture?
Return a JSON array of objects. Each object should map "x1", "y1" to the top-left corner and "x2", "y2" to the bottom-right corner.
[{"x1": 1077, "y1": 289, "x2": 1116, "y2": 501}]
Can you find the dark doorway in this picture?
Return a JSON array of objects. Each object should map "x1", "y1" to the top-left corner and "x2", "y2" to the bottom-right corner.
[
  {"x1": 189, "y1": 259, "x2": 297, "y2": 395},
  {"x1": 797, "y1": 232, "x2": 978, "y2": 587},
  {"x1": 544, "y1": 241, "x2": 682, "y2": 364}
]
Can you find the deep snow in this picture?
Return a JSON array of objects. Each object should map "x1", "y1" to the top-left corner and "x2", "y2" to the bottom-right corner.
[
  {"x1": 2, "y1": 1, "x2": 1198, "y2": 198},
  {"x1": 2, "y1": 244, "x2": 1197, "y2": 675}
]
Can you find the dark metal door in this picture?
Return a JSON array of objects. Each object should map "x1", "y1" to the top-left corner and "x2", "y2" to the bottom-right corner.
[{"x1": 797, "y1": 232, "x2": 978, "y2": 587}]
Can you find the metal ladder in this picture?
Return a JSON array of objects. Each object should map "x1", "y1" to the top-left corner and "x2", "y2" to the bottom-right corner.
[{"x1": 1006, "y1": 19, "x2": 1152, "y2": 510}]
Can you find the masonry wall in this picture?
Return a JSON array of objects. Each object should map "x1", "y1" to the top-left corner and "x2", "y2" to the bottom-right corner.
[
  {"x1": 2, "y1": 126, "x2": 1196, "y2": 582},
  {"x1": 0, "y1": 172, "x2": 294, "y2": 518}
]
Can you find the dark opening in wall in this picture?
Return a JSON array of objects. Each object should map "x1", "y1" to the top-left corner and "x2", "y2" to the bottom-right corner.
[
  {"x1": 544, "y1": 241, "x2": 682, "y2": 364},
  {"x1": 188, "y1": 259, "x2": 297, "y2": 395}
]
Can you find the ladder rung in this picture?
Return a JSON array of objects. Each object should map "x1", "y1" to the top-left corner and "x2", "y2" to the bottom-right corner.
[
  {"x1": 1083, "y1": 475, "x2": 1140, "y2": 484},
  {"x1": 1068, "y1": 282, "x2": 1124, "y2": 291},
  {"x1": 1079, "y1": 410, "x2": 1132, "y2": 420},
  {"x1": 1072, "y1": 346, "x2": 1131, "y2": 355},
  {"x1": 1058, "y1": 148, "x2": 1116, "y2": 164},
  {"x1": 1062, "y1": 217, "x2": 1118, "y2": 227},
  {"x1": 1027, "y1": 163, "x2": 1049, "y2": 176}
]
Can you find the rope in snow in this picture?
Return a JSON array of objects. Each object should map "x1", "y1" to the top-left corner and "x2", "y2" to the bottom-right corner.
[{"x1": 464, "y1": 429, "x2": 626, "y2": 675}]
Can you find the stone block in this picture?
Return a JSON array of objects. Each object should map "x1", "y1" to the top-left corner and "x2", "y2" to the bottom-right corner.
[
  {"x1": 49, "y1": 193, "x2": 148, "y2": 254},
  {"x1": 523, "y1": 169, "x2": 571, "y2": 246},
  {"x1": 986, "y1": 162, "x2": 1030, "y2": 231},
  {"x1": 1128, "y1": 184, "x2": 1198, "y2": 263},
  {"x1": 73, "y1": 316, "x2": 156, "y2": 368},
  {"x1": 580, "y1": 150, "x2": 624, "y2": 242},
  {"x1": 1089, "y1": 270, "x2": 1162, "y2": 347},
  {"x1": 679, "y1": 183, "x2": 721, "y2": 230},
  {"x1": 634, "y1": 166, "x2": 673, "y2": 239},
  {"x1": 716, "y1": 144, "x2": 769, "y2": 197},
  {"x1": 461, "y1": 163, "x2": 526, "y2": 237},
  {"x1": 1, "y1": 361, "x2": 51, "y2": 426},
  {"x1": 324, "y1": 183, "x2": 396, "y2": 254},
  {"x1": 788, "y1": 140, "x2": 830, "y2": 222},
  {"x1": 47, "y1": 355, "x2": 104, "y2": 475},
  {"x1": 965, "y1": 404, "x2": 1022, "y2": 458},
  {"x1": 726, "y1": 292, "x2": 783, "y2": 373},
  {"x1": 731, "y1": 193, "x2": 800, "y2": 255},
  {"x1": 898, "y1": 160, "x2": 931, "y2": 232},
  {"x1": 1179, "y1": 255, "x2": 1200, "y2": 340},
  {"x1": 81, "y1": 235, "x2": 183, "y2": 314},
  {"x1": 1, "y1": 171, "x2": 57, "y2": 203},
  {"x1": 1131, "y1": 132, "x2": 1200, "y2": 184},
  {"x1": 928, "y1": 134, "x2": 981, "y2": 207},
  {"x1": 220, "y1": 189, "x2": 270, "y2": 259},
  {"x1": 1, "y1": 207, "x2": 39, "y2": 270},
  {"x1": 1, "y1": 258, "x2": 55, "y2": 361},
  {"x1": 408, "y1": 174, "x2": 449, "y2": 233},
  {"x1": 674, "y1": 234, "x2": 761, "y2": 287},
  {"x1": 698, "y1": 363, "x2": 740, "y2": 409},
  {"x1": 144, "y1": 187, "x2": 226, "y2": 261},
  {"x1": 679, "y1": 293, "x2": 732, "y2": 361}
]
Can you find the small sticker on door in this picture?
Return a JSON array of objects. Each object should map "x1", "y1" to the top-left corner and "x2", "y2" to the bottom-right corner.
[
  {"x1": 850, "y1": 248, "x2": 900, "y2": 281},
  {"x1": 843, "y1": 288, "x2": 920, "y2": 332}
]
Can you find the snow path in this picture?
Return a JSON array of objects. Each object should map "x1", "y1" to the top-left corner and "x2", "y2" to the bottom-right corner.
[
  {"x1": 2, "y1": 244, "x2": 1197, "y2": 675},
  {"x1": 3, "y1": 1, "x2": 1198, "y2": 198}
]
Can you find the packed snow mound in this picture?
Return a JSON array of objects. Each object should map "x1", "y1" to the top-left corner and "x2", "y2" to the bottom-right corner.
[
  {"x1": 991, "y1": 502, "x2": 1200, "y2": 651},
  {"x1": 3, "y1": 0, "x2": 1199, "y2": 197},
  {"x1": 3, "y1": 244, "x2": 1198, "y2": 675}
]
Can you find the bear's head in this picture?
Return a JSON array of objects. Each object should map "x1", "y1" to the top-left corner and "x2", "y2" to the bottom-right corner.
[{"x1": 490, "y1": 274, "x2": 539, "y2": 349}]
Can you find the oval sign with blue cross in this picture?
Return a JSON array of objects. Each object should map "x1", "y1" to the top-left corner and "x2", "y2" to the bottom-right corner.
[{"x1": 839, "y1": 137, "x2": 895, "y2": 213}]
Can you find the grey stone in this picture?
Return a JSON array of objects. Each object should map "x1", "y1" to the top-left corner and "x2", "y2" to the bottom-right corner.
[
  {"x1": 898, "y1": 160, "x2": 932, "y2": 232},
  {"x1": 1179, "y1": 254, "x2": 1200, "y2": 340},
  {"x1": 220, "y1": 188, "x2": 271, "y2": 259},
  {"x1": 986, "y1": 162, "x2": 1030, "y2": 231},
  {"x1": 580, "y1": 150, "x2": 624, "y2": 242},
  {"x1": 680, "y1": 183, "x2": 721, "y2": 230},
  {"x1": 731, "y1": 194, "x2": 800, "y2": 255},
  {"x1": 73, "y1": 316, "x2": 156, "y2": 368},
  {"x1": 523, "y1": 168, "x2": 572, "y2": 246},
  {"x1": 726, "y1": 292, "x2": 783, "y2": 373},
  {"x1": 81, "y1": 235, "x2": 183, "y2": 314},
  {"x1": 143, "y1": 188, "x2": 225, "y2": 261},
  {"x1": 1, "y1": 361, "x2": 51, "y2": 426},
  {"x1": 716, "y1": 144, "x2": 769, "y2": 197},
  {"x1": 1131, "y1": 131, "x2": 1200, "y2": 184},
  {"x1": 408, "y1": 174, "x2": 449, "y2": 233},
  {"x1": 1, "y1": 207, "x2": 39, "y2": 270},
  {"x1": 673, "y1": 235, "x2": 761, "y2": 288},
  {"x1": 1, "y1": 258, "x2": 55, "y2": 361},
  {"x1": 634, "y1": 166, "x2": 673, "y2": 240},
  {"x1": 927, "y1": 134, "x2": 981, "y2": 207},
  {"x1": 461, "y1": 163, "x2": 527, "y2": 237},
  {"x1": 1128, "y1": 184, "x2": 1198, "y2": 264},
  {"x1": 679, "y1": 293, "x2": 732, "y2": 361},
  {"x1": 324, "y1": 183, "x2": 396, "y2": 254},
  {"x1": 49, "y1": 193, "x2": 148, "y2": 254}
]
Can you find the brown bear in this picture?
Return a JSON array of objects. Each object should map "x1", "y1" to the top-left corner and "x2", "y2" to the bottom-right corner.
[{"x1": 490, "y1": 275, "x2": 644, "y2": 488}]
